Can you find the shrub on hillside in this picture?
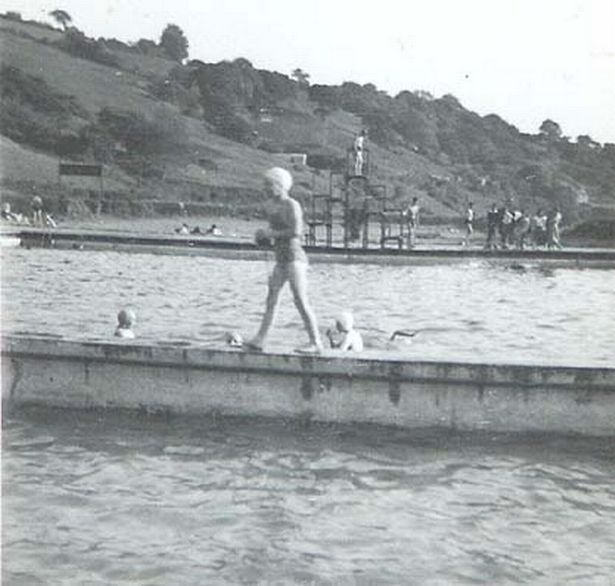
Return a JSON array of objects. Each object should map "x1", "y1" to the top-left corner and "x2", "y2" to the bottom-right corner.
[
  {"x1": 55, "y1": 28, "x2": 120, "y2": 67},
  {"x1": 135, "y1": 38, "x2": 163, "y2": 57},
  {"x1": 149, "y1": 66, "x2": 202, "y2": 117},
  {"x1": 215, "y1": 113, "x2": 254, "y2": 144},
  {"x1": 0, "y1": 98, "x2": 61, "y2": 150},
  {"x1": 0, "y1": 65, "x2": 87, "y2": 153},
  {"x1": 194, "y1": 59, "x2": 298, "y2": 139},
  {"x1": 0, "y1": 65, "x2": 85, "y2": 117},
  {"x1": 309, "y1": 85, "x2": 341, "y2": 110},
  {"x1": 96, "y1": 106, "x2": 187, "y2": 154}
]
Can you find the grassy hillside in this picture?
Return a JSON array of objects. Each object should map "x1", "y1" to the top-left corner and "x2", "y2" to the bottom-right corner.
[
  {"x1": 0, "y1": 18, "x2": 311, "y2": 216},
  {"x1": 1, "y1": 14, "x2": 614, "y2": 228}
]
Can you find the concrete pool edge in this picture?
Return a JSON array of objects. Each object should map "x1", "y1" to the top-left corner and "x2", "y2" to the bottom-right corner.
[
  {"x1": 7, "y1": 228, "x2": 615, "y2": 267},
  {"x1": 2, "y1": 334, "x2": 614, "y2": 436}
]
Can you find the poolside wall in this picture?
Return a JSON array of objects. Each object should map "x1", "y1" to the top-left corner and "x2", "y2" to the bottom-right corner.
[
  {"x1": 8, "y1": 228, "x2": 615, "y2": 268},
  {"x1": 2, "y1": 335, "x2": 614, "y2": 436}
]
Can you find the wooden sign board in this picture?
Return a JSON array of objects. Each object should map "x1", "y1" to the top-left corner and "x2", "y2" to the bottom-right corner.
[{"x1": 58, "y1": 163, "x2": 103, "y2": 177}]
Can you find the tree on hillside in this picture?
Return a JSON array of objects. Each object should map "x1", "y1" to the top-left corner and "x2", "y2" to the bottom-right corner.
[
  {"x1": 136, "y1": 38, "x2": 161, "y2": 57},
  {"x1": 160, "y1": 24, "x2": 189, "y2": 62},
  {"x1": 539, "y1": 119, "x2": 562, "y2": 141},
  {"x1": 576, "y1": 134, "x2": 599, "y2": 149},
  {"x1": 49, "y1": 9, "x2": 72, "y2": 30},
  {"x1": 291, "y1": 68, "x2": 310, "y2": 87},
  {"x1": 309, "y1": 85, "x2": 340, "y2": 109},
  {"x1": 414, "y1": 89, "x2": 434, "y2": 101}
]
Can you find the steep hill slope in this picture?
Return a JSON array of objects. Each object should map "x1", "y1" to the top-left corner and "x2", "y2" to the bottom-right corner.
[{"x1": 1, "y1": 14, "x2": 613, "y2": 225}]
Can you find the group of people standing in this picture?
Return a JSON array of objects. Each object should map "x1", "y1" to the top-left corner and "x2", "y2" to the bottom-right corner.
[{"x1": 484, "y1": 204, "x2": 563, "y2": 251}]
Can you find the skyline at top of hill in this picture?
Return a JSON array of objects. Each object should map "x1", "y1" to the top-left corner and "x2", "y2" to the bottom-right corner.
[
  {"x1": 2, "y1": 0, "x2": 614, "y2": 144},
  {"x1": 1, "y1": 8, "x2": 614, "y2": 226}
]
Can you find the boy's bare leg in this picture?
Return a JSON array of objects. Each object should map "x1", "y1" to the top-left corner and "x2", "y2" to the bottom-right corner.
[
  {"x1": 247, "y1": 264, "x2": 287, "y2": 349},
  {"x1": 288, "y1": 261, "x2": 322, "y2": 349}
]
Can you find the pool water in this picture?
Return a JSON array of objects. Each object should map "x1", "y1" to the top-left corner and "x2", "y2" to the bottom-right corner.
[
  {"x1": 2, "y1": 247, "x2": 615, "y2": 584},
  {"x1": 2, "y1": 247, "x2": 614, "y2": 366},
  {"x1": 3, "y1": 407, "x2": 615, "y2": 585}
]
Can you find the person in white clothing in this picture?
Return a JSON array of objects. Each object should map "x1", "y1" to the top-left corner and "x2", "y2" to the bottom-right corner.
[
  {"x1": 463, "y1": 202, "x2": 474, "y2": 246},
  {"x1": 326, "y1": 311, "x2": 363, "y2": 352},
  {"x1": 353, "y1": 129, "x2": 367, "y2": 176},
  {"x1": 404, "y1": 197, "x2": 420, "y2": 249},
  {"x1": 115, "y1": 309, "x2": 136, "y2": 339}
]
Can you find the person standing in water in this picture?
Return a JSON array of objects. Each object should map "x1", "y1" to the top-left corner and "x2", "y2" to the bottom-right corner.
[
  {"x1": 114, "y1": 309, "x2": 136, "y2": 339},
  {"x1": 326, "y1": 311, "x2": 363, "y2": 352},
  {"x1": 246, "y1": 167, "x2": 323, "y2": 353}
]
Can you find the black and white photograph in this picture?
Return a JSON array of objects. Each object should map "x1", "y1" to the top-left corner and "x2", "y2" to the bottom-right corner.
[{"x1": 1, "y1": 0, "x2": 614, "y2": 583}]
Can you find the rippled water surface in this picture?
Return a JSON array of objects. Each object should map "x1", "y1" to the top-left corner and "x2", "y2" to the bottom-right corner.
[
  {"x1": 2, "y1": 247, "x2": 615, "y2": 584},
  {"x1": 2, "y1": 247, "x2": 615, "y2": 365},
  {"x1": 3, "y1": 407, "x2": 615, "y2": 585}
]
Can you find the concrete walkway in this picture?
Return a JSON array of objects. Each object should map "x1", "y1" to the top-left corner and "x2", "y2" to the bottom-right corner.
[
  {"x1": 2, "y1": 334, "x2": 614, "y2": 436},
  {"x1": 6, "y1": 227, "x2": 615, "y2": 267}
]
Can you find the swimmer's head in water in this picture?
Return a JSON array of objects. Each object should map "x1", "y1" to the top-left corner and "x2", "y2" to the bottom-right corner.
[
  {"x1": 264, "y1": 167, "x2": 292, "y2": 197},
  {"x1": 117, "y1": 309, "x2": 136, "y2": 328},
  {"x1": 225, "y1": 331, "x2": 243, "y2": 347},
  {"x1": 335, "y1": 311, "x2": 354, "y2": 333}
]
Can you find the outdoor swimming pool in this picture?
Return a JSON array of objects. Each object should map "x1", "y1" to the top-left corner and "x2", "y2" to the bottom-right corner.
[
  {"x1": 2, "y1": 247, "x2": 615, "y2": 584},
  {"x1": 2, "y1": 247, "x2": 614, "y2": 366}
]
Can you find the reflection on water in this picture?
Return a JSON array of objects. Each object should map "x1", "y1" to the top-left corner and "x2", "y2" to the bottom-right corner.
[
  {"x1": 3, "y1": 407, "x2": 615, "y2": 585},
  {"x1": 2, "y1": 248, "x2": 615, "y2": 365}
]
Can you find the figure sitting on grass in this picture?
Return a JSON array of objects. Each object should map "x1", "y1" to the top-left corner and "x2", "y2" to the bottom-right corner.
[
  {"x1": 326, "y1": 311, "x2": 363, "y2": 352},
  {"x1": 115, "y1": 309, "x2": 136, "y2": 339}
]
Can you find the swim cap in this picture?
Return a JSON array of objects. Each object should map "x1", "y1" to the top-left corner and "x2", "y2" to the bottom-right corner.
[
  {"x1": 225, "y1": 331, "x2": 243, "y2": 347},
  {"x1": 264, "y1": 167, "x2": 293, "y2": 193},
  {"x1": 117, "y1": 309, "x2": 136, "y2": 327},
  {"x1": 336, "y1": 311, "x2": 354, "y2": 332}
]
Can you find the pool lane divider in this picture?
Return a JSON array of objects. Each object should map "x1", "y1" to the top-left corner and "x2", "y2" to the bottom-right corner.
[{"x1": 2, "y1": 334, "x2": 614, "y2": 436}]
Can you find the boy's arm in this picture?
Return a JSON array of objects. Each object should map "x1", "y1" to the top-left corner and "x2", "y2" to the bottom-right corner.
[
  {"x1": 338, "y1": 333, "x2": 352, "y2": 351},
  {"x1": 326, "y1": 329, "x2": 340, "y2": 348}
]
